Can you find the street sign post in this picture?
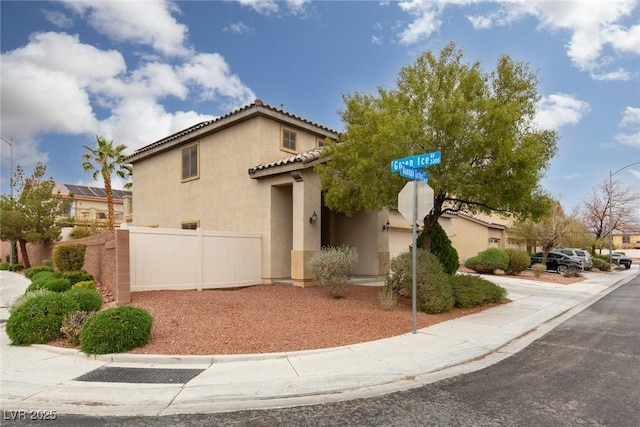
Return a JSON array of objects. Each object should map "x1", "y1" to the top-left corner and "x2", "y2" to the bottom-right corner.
[{"x1": 391, "y1": 151, "x2": 440, "y2": 334}]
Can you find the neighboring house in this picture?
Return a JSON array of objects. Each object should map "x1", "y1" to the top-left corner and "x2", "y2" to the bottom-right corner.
[
  {"x1": 125, "y1": 99, "x2": 390, "y2": 286},
  {"x1": 388, "y1": 210, "x2": 523, "y2": 263},
  {"x1": 613, "y1": 229, "x2": 640, "y2": 250},
  {"x1": 54, "y1": 183, "x2": 132, "y2": 226}
]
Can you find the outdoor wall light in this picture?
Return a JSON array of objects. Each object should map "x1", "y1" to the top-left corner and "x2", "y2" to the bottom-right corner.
[
  {"x1": 382, "y1": 221, "x2": 390, "y2": 232},
  {"x1": 309, "y1": 211, "x2": 318, "y2": 225}
]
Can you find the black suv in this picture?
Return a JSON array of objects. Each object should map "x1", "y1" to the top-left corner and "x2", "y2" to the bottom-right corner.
[
  {"x1": 530, "y1": 251, "x2": 583, "y2": 274},
  {"x1": 610, "y1": 253, "x2": 633, "y2": 269}
]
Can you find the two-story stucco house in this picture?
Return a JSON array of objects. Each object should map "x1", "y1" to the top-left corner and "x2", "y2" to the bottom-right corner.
[{"x1": 125, "y1": 100, "x2": 390, "y2": 286}]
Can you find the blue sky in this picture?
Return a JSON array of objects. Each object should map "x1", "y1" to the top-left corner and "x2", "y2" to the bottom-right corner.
[{"x1": 1, "y1": 0, "x2": 639, "y2": 215}]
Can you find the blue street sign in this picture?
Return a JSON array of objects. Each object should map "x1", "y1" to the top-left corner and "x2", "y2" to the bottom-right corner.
[
  {"x1": 390, "y1": 151, "x2": 441, "y2": 173},
  {"x1": 399, "y1": 165, "x2": 428, "y2": 182}
]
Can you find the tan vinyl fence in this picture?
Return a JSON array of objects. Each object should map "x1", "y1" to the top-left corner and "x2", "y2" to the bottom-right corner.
[{"x1": 128, "y1": 227, "x2": 262, "y2": 292}]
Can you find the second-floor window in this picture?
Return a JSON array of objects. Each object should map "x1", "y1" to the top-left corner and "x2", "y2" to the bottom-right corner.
[
  {"x1": 282, "y1": 128, "x2": 297, "y2": 152},
  {"x1": 182, "y1": 144, "x2": 199, "y2": 180}
]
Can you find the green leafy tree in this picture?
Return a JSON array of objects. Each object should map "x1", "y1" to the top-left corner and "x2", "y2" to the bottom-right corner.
[
  {"x1": 317, "y1": 42, "x2": 557, "y2": 249},
  {"x1": 82, "y1": 136, "x2": 132, "y2": 231},
  {"x1": 0, "y1": 163, "x2": 70, "y2": 268}
]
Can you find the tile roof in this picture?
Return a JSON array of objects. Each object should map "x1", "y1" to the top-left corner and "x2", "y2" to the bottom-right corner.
[
  {"x1": 126, "y1": 99, "x2": 340, "y2": 163},
  {"x1": 248, "y1": 148, "x2": 325, "y2": 178}
]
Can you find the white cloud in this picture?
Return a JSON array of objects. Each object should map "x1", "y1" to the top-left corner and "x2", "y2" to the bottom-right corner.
[
  {"x1": 394, "y1": 0, "x2": 640, "y2": 77},
  {"x1": 61, "y1": 0, "x2": 189, "y2": 57},
  {"x1": 235, "y1": 0, "x2": 279, "y2": 15},
  {"x1": 535, "y1": 93, "x2": 590, "y2": 130},
  {"x1": 179, "y1": 53, "x2": 256, "y2": 104},
  {"x1": 42, "y1": 9, "x2": 73, "y2": 28},
  {"x1": 224, "y1": 22, "x2": 254, "y2": 35},
  {"x1": 590, "y1": 68, "x2": 633, "y2": 81},
  {"x1": 617, "y1": 106, "x2": 640, "y2": 147}
]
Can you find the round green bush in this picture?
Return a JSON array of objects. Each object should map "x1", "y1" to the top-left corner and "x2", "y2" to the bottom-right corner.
[
  {"x1": 53, "y1": 243, "x2": 87, "y2": 272},
  {"x1": 9, "y1": 289, "x2": 56, "y2": 314},
  {"x1": 80, "y1": 306, "x2": 153, "y2": 355},
  {"x1": 26, "y1": 271, "x2": 64, "y2": 293},
  {"x1": 72, "y1": 280, "x2": 96, "y2": 290},
  {"x1": 0, "y1": 262, "x2": 10, "y2": 271},
  {"x1": 464, "y1": 248, "x2": 509, "y2": 274},
  {"x1": 5, "y1": 292, "x2": 79, "y2": 345},
  {"x1": 449, "y1": 274, "x2": 507, "y2": 308},
  {"x1": 40, "y1": 277, "x2": 72, "y2": 293},
  {"x1": 65, "y1": 288, "x2": 103, "y2": 312},
  {"x1": 592, "y1": 257, "x2": 611, "y2": 271},
  {"x1": 62, "y1": 270, "x2": 94, "y2": 286},
  {"x1": 25, "y1": 265, "x2": 54, "y2": 279},
  {"x1": 389, "y1": 249, "x2": 454, "y2": 314},
  {"x1": 504, "y1": 249, "x2": 531, "y2": 275}
]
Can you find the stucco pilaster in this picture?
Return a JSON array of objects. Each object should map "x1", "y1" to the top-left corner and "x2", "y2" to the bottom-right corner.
[{"x1": 291, "y1": 170, "x2": 321, "y2": 284}]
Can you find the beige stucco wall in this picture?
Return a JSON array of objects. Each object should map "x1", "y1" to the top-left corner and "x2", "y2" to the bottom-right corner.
[{"x1": 131, "y1": 114, "x2": 391, "y2": 284}]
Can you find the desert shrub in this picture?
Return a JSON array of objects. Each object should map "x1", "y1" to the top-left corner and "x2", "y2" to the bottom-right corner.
[
  {"x1": 562, "y1": 267, "x2": 583, "y2": 278},
  {"x1": 388, "y1": 249, "x2": 454, "y2": 314},
  {"x1": 60, "y1": 310, "x2": 96, "y2": 345},
  {"x1": 72, "y1": 280, "x2": 96, "y2": 290},
  {"x1": 42, "y1": 259, "x2": 54, "y2": 267},
  {"x1": 307, "y1": 245, "x2": 359, "y2": 298},
  {"x1": 80, "y1": 306, "x2": 153, "y2": 355},
  {"x1": 25, "y1": 264, "x2": 54, "y2": 279},
  {"x1": 464, "y1": 248, "x2": 509, "y2": 274},
  {"x1": 52, "y1": 243, "x2": 87, "y2": 272},
  {"x1": 592, "y1": 257, "x2": 611, "y2": 271},
  {"x1": 9, "y1": 289, "x2": 55, "y2": 314},
  {"x1": 5, "y1": 292, "x2": 79, "y2": 345},
  {"x1": 449, "y1": 274, "x2": 507, "y2": 308},
  {"x1": 62, "y1": 270, "x2": 94, "y2": 286},
  {"x1": 428, "y1": 222, "x2": 460, "y2": 275},
  {"x1": 65, "y1": 288, "x2": 103, "y2": 311},
  {"x1": 0, "y1": 262, "x2": 9, "y2": 271},
  {"x1": 504, "y1": 249, "x2": 531, "y2": 275},
  {"x1": 532, "y1": 263, "x2": 546, "y2": 277},
  {"x1": 38, "y1": 277, "x2": 72, "y2": 293},
  {"x1": 26, "y1": 271, "x2": 65, "y2": 292},
  {"x1": 378, "y1": 283, "x2": 397, "y2": 310},
  {"x1": 10, "y1": 264, "x2": 23, "y2": 272}
]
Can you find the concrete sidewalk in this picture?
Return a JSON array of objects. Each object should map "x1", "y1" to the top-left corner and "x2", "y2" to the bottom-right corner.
[{"x1": 1, "y1": 267, "x2": 638, "y2": 416}]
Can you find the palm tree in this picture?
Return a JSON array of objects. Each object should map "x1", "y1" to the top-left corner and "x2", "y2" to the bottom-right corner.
[{"x1": 82, "y1": 136, "x2": 132, "y2": 231}]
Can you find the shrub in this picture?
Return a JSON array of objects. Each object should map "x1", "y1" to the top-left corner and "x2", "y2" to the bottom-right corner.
[
  {"x1": 9, "y1": 289, "x2": 56, "y2": 314},
  {"x1": 65, "y1": 288, "x2": 103, "y2": 311},
  {"x1": 428, "y1": 222, "x2": 460, "y2": 275},
  {"x1": 504, "y1": 249, "x2": 531, "y2": 275},
  {"x1": 0, "y1": 262, "x2": 9, "y2": 271},
  {"x1": 464, "y1": 248, "x2": 509, "y2": 274},
  {"x1": 307, "y1": 245, "x2": 359, "y2": 298},
  {"x1": 5, "y1": 292, "x2": 79, "y2": 345},
  {"x1": 450, "y1": 274, "x2": 507, "y2": 308},
  {"x1": 10, "y1": 264, "x2": 23, "y2": 272},
  {"x1": 26, "y1": 271, "x2": 65, "y2": 292},
  {"x1": 532, "y1": 263, "x2": 546, "y2": 277},
  {"x1": 25, "y1": 264, "x2": 54, "y2": 279},
  {"x1": 378, "y1": 283, "x2": 397, "y2": 310},
  {"x1": 562, "y1": 267, "x2": 583, "y2": 278},
  {"x1": 60, "y1": 310, "x2": 96, "y2": 345},
  {"x1": 72, "y1": 280, "x2": 96, "y2": 290},
  {"x1": 42, "y1": 259, "x2": 54, "y2": 267},
  {"x1": 592, "y1": 257, "x2": 610, "y2": 271},
  {"x1": 62, "y1": 270, "x2": 94, "y2": 286},
  {"x1": 36, "y1": 277, "x2": 72, "y2": 293},
  {"x1": 80, "y1": 306, "x2": 153, "y2": 355},
  {"x1": 388, "y1": 249, "x2": 454, "y2": 314},
  {"x1": 53, "y1": 243, "x2": 87, "y2": 272}
]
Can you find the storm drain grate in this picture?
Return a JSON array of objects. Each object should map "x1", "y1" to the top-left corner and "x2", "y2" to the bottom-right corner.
[{"x1": 74, "y1": 367, "x2": 204, "y2": 384}]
